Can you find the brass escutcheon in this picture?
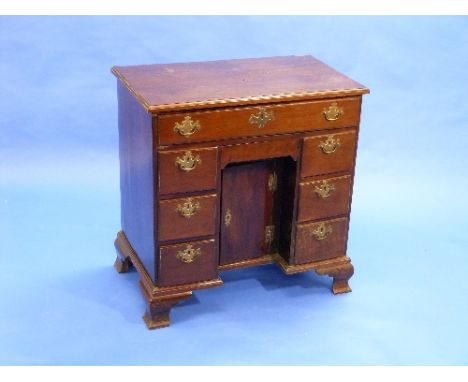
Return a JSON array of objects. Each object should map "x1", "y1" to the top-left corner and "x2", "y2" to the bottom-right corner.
[
  {"x1": 224, "y1": 208, "x2": 232, "y2": 227},
  {"x1": 314, "y1": 180, "x2": 336, "y2": 199},
  {"x1": 173, "y1": 116, "x2": 201, "y2": 137},
  {"x1": 322, "y1": 102, "x2": 344, "y2": 121},
  {"x1": 176, "y1": 244, "x2": 201, "y2": 263},
  {"x1": 176, "y1": 198, "x2": 201, "y2": 218},
  {"x1": 175, "y1": 151, "x2": 201, "y2": 172},
  {"x1": 249, "y1": 107, "x2": 275, "y2": 128},
  {"x1": 319, "y1": 136, "x2": 341, "y2": 154},
  {"x1": 311, "y1": 222, "x2": 333, "y2": 241}
]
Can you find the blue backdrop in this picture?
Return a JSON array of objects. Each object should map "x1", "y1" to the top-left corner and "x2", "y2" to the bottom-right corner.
[{"x1": 1, "y1": 16, "x2": 467, "y2": 365}]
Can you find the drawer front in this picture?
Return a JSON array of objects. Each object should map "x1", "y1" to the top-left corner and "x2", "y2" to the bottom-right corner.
[
  {"x1": 294, "y1": 218, "x2": 349, "y2": 264},
  {"x1": 158, "y1": 239, "x2": 218, "y2": 287},
  {"x1": 297, "y1": 175, "x2": 352, "y2": 222},
  {"x1": 158, "y1": 147, "x2": 218, "y2": 195},
  {"x1": 221, "y1": 136, "x2": 300, "y2": 168},
  {"x1": 158, "y1": 194, "x2": 217, "y2": 242},
  {"x1": 301, "y1": 130, "x2": 357, "y2": 178},
  {"x1": 159, "y1": 97, "x2": 361, "y2": 145}
]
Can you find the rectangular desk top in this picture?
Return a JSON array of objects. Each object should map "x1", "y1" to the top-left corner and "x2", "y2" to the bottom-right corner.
[{"x1": 112, "y1": 55, "x2": 369, "y2": 113}]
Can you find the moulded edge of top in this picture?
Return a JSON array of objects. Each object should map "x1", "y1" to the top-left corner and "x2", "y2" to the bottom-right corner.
[{"x1": 111, "y1": 64, "x2": 370, "y2": 114}]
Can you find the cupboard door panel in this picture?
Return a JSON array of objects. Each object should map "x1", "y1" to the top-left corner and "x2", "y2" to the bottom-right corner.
[{"x1": 220, "y1": 161, "x2": 275, "y2": 265}]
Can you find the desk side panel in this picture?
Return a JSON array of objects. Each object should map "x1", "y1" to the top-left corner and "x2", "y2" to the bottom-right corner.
[{"x1": 118, "y1": 81, "x2": 156, "y2": 281}]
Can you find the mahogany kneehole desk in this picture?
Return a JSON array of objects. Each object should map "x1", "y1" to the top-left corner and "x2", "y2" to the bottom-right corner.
[{"x1": 111, "y1": 55, "x2": 369, "y2": 329}]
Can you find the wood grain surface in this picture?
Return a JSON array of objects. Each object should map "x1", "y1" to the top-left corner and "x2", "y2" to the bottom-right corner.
[
  {"x1": 297, "y1": 175, "x2": 352, "y2": 222},
  {"x1": 301, "y1": 130, "x2": 357, "y2": 178},
  {"x1": 158, "y1": 146, "x2": 218, "y2": 195},
  {"x1": 158, "y1": 97, "x2": 361, "y2": 145},
  {"x1": 158, "y1": 194, "x2": 218, "y2": 242},
  {"x1": 112, "y1": 55, "x2": 369, "y2": 112},
  {"x1": 158, "y1": 239, "x2": 218, "y2": 287},
  {"x1": 294, "y1": 217, "x2": 349, "y2": 264}
]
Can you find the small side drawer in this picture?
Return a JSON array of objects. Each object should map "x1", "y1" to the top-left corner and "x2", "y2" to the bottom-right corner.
[
  {"x1": 297, "y1": 175, "x2": 352, "y2": 222},
  {"x1": 158, "y1": 194, "x2": 217, "y2": 242},
  {"x1": 159, "y1": 97, "x2": 361, "y2": 145},
  {"x1": 301, "y1": 130, "x2": 357, "y2": 177},
  {"x1": 158, "y1": 239, "x2": 218, "y2": 287},
  {"x1": 294, "y1": 217, "x2": 349, "y2": 264},
  {"x1": 158, "y1": 147, "x2": 218, "y2": 195}
]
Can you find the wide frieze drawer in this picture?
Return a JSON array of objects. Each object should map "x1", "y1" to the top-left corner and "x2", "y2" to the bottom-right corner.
[{"x1": 158, "y1": 97, "x2": 361, "y2": 145}]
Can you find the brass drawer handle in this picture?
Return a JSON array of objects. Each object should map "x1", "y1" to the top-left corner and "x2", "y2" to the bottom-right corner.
[
  {"x1": 318, "y1": 136, "x2": 341, "y2": 154},
  {"x1": 311, "y1": 222, "x2": 333, "y2": 241},
  {"x1": 314, "y1": 180, "x2": 336, "y2": 199},
  {"x1": 174, "y1": 116, "x2": 201, "y2": 137},
  {"x1": 249, "y1": 107, "x2": 274, "y2": 128},
  {"x1": 176, "y1": 244, "x2": 201, "y2": 263},
  {"x1": 176, "y1": 198, "x2": 201, "y2": 218},
  {"x1": 175, "y1": 151, "x2": 201, "y2": 172},
  {"x1": 322, "y1": 102, "x2": 344, "y2": 121},
  {"x1": 264, "y1": 225, "x2": 275, "y2": 245},
  {"x1": 268, "y1": 172, "x2": 277, "y2": 192}
]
